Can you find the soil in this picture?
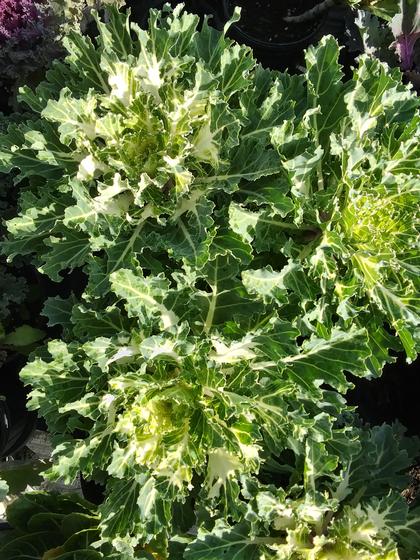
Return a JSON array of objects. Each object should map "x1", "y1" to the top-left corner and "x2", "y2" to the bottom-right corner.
[{"x1": 228, "y1": 0, "x2": 323, "y2": 43}]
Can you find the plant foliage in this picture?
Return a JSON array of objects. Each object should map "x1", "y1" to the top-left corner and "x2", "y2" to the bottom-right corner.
[
  {"x1": 0, "y1": 492, "x2": 116, "y2": 559},
  {"x1": 49, "y1": 0, "x2": 125, "y2": 33},
  {"x1": 349, "y1": 0, "x2": 401, "y2": 20},
  {"x1": 0, "y1": 5, "x2": 419, "y2": 558},
  {"x1": 390, "y1": 0, "x2": 420, "y2": 71},
  {"x1": 354, "y1": 0, "x2": 420, "y2": 84},
  {"x1": 0, "y1": 114, "x2": 46, "y2": 353}
]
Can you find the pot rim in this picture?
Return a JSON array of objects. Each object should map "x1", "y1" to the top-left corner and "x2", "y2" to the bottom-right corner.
[{"x1": 222, "y1": 0, "x2": 325, "y2": 49}]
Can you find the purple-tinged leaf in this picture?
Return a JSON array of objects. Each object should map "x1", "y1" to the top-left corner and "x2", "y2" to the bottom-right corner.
[{"x1": 391, "y1": 0, "x2": 420, "y2": 70}]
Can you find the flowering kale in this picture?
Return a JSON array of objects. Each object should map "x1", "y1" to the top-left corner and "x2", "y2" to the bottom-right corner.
[{"x1": 0, "y1": 6, "x2": 419, "y2": 558}]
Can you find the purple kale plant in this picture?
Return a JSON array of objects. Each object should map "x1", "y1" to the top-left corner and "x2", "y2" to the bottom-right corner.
[
  {"x1": 0, "y1": 0, "x2": 61, "y2": 104},
  {"x1": 0, "y1": 0, "x2": 42, "y2": 42}
]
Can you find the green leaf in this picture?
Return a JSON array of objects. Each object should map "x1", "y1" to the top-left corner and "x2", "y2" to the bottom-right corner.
[
  {"x1": 0, "y1": 478, "x2": 8, "y2": 501},
  {"x1": 99, "y1": 477, "x2": 144, "y2": 552},
  {"x1": 2, "y1": 325, "x2": 45, "y2": 347},
  {"x1": 40, "y1": 228, "x2": 91, "y2": 282},
  {"x1": 344, "y1": 423, "x2": 420, "y2": 499},
  {"x1": 282, "y1": 328, "x2": 370, "y2": 394},
  {"x1": 110, "y1": 268, "x2": 178, "y2": 330},
  {"x1": 305, "y1": 35, "x2": 349, "y2": 146},
  {"x1": 42, "y1": 295, "x2": 78, "y2": 330},
  {"x1": 185, "y1": 522, "x2": 270, "y2": 560}
]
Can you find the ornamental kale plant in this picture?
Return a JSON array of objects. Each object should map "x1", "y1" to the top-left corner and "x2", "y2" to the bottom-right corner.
[
  {"x1": 0, "y1": 425, "x2": 419, "y2": 560},
  {"x1": 0, "y1": 5, "x2": 419, "y2": 558}
]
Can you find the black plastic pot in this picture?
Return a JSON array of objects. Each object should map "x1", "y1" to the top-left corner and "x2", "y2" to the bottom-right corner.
[
  {"x1": 0, "y1": 353, "x2": 37, "y2": 458},
  {"x1": 222, "y1": 0, "x2": 356, "y2": 72},
  {"x1": 122, "y1": 1, "x2": 358, "y2": 74},
  {"x1": 348, "y1": 355, "x2": 420, "y2": 437}
]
